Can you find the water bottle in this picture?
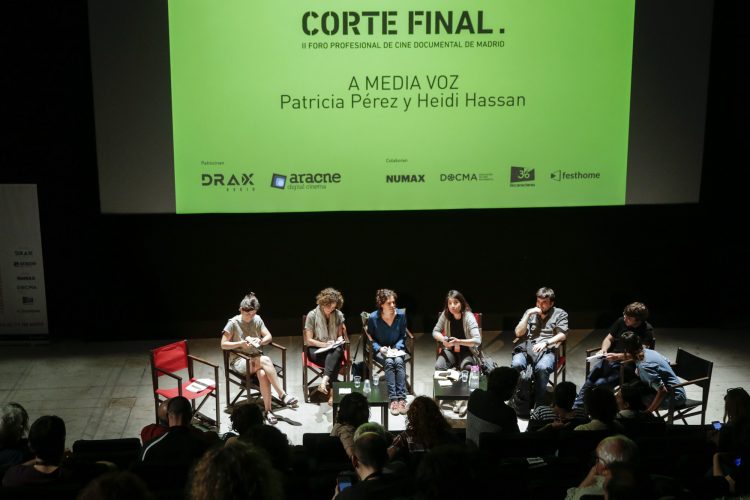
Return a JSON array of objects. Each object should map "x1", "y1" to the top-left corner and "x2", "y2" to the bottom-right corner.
[
  {"x1": 468, "y1": 365, "x2": 480, "y2": 391},
  {"x1": 363, "y1": 378, "x2": 371, "y2": 395}
]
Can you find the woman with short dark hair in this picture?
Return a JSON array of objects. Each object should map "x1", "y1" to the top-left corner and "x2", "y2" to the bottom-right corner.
[{"x1": 367, "y1": 289, "x2": 409, "y2": 416}]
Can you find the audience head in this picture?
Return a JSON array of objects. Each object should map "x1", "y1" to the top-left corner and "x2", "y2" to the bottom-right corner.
[
  {"x1": 487, "y1": 366, "x2": 519, "y2": 401},
  {"x1": 617, "y1": 383, "x2": 647, "y2": 412},
  {"x1": 28, "y1": 415, "x2": 66, "y2": 465},
  {"x1": 243, "y1": 425, "x2": 291, "y2": 472},
  {"x1": 375, "y1": 289, "x2": 397, "y2": 312},
  {"x1": 406, "y1": 396, "x2": 450, "y2": 447},
  {"x1": 316, "y1": 287, "x2": 343, "y2": 310},
  {"x1": 553, "y1": 381, "x2": 578, "y2": 412},
  {"x1": 239, "y1": 293, "x2": 260, "y2": 312},
  {"x1": 584, "y1": 386, "x2": 619, "y2": 424},
  {"x1": 77, "y1": 470, "x2": 154, "y2": 500},
  {"x1": 337, "y1": 392, "x2": 370, "y2": 428},
  {"x1": 230, "y1": 403, "x2": 264, "y2": 436},
  {"x1": 724, "y1": 387, "x2": 750, "y2": 424},
  {"x1": 353, "y1": 422, "x2": 388, "y2": 443},
  {"x1": 596, "y1": 435, "x2": 639, "y2": 470},
  {"x1": 190, "y1": 440, "x2": 283, "y2": 500},
  {"x1": 623, "y1": 302, "x2": 649, "y2": 323},
  {"x1": 167, "y1": 396, "x2": 193, "y2": 427},
  {"x1": 443, "y1": 290, "x2": 470, "y2": 319},
  {"x1": 0, "y1": 402, "x2": 29, "y2": 447},
  {"x1": 351, "y1": 432, "x2": 388, "y2": 475}
]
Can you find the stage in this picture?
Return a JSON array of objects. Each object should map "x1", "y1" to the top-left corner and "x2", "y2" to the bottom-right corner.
[{"x1": 0, "y1": 328, "x2": 744, "y2": 446}]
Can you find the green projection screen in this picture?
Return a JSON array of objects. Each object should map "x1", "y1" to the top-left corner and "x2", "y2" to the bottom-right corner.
[{"x1": 167, "y1": 0, "x2": 635, "y2": 213}]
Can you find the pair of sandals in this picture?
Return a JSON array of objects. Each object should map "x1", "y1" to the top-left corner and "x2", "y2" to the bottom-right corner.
[{"x1": 264, "y1": 394, "x2": 299, "y2": 425}]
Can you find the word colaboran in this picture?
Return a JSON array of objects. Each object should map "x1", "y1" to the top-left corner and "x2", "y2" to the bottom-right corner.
[{"x1": 302, "y1": 11, "x2": 495, "y2": 35}]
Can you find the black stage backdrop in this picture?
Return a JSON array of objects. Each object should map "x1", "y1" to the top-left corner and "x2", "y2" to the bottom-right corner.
[{"x1": 1, "y1": 2, "x2": 742, "y2": 340}]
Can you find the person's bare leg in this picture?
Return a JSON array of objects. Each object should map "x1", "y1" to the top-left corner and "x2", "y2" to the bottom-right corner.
[
  {"x1": 260, "y1": 355, "x2": 289, "y2": 400},
  {"x1": 257, "y1": 369, "x2": 272, "y2": 412}
]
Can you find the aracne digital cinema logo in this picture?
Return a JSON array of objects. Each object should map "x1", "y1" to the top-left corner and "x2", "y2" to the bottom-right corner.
[{"x1": 270, "y1": 172, "x2": 342, "y2": 191}]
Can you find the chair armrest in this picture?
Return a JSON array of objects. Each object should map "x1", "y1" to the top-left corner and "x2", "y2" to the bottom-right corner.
[
  {"x1": 669, "y1": 376, "x2": 710, "y2": 390},
  {"x1": 230, "y1": 350, "x2": 256, "y2": 361},
  {"x1": 406, "y1": 329, "x2": 415, "y2": 340},
  {"x1": 188, "y1": 354, "x2": 219, "y2": 369},
  {"x1": 155, "y1": 368, "x2": 182, "y2": 382},
  {"x1": 585, "y1": 347, "x2": 600, "y2": 356},
  {"x1": 270, "y1": 342, "x2": 287, "y2": 351}
]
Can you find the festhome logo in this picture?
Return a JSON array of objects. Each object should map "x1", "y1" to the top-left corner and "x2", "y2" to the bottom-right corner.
[
  {"x1": 271, "y1": 174, "x2": 287, "y2": 189},
  {"x1": 386, "y1": 174, "x2": 425, "y2": 183},
  {"x1": 550, "y1": 170, "x2": 601, "y2": 181},
  {"x1": 510, "y1": 167, "x2": 535, "y2": 183}
]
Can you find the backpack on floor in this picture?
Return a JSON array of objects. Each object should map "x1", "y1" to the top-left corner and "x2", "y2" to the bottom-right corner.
[{"x1": 510, "y1": 363, "x2": 534, "y2": 419}]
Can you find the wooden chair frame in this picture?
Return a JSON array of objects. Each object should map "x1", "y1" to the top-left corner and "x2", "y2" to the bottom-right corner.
[{"x1": 222, "y1": 342, "x2": 287, "y2": 409}]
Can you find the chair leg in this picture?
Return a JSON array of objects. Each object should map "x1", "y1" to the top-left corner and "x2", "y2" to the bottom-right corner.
[
  {"x1": 303, "y1": 364, "x2": 310, "y2": 403},
  {"x1": 225, "y1": 365, "x2": 231, "y2": 408}
]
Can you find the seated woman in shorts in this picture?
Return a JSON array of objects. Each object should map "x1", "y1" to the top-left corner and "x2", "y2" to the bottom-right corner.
[{"x1": 221, "y1": 293, "x2": 298, "y2": 424}]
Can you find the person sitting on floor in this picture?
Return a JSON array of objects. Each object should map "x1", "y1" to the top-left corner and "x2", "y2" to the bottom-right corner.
[
  {"x1": 564, "y1": 434, "x2": 639, "y2": 500},
  {"x1": 2, "y1": 415, "x2": 73, "y2": 487},
  {"x1": 139, "y1": 396, "x2": 219, "y2": 467},
  {"x1": 466, "y1": 366, "x2": 520, "y2": 447},
  {"x1": 140, "y1": 399, "x2": 170, "y2": 444},
  {"x1": 527, "y1": 381, "x2": 588, "y2": 432},
  {"x1": 332, "y1": 392, "x2": 370, "y2": 458}
]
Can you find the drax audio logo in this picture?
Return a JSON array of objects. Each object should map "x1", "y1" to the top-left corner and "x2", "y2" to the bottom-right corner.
[{"x1": 201, "y1": 173, "x2": 254, "y2": 186}]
